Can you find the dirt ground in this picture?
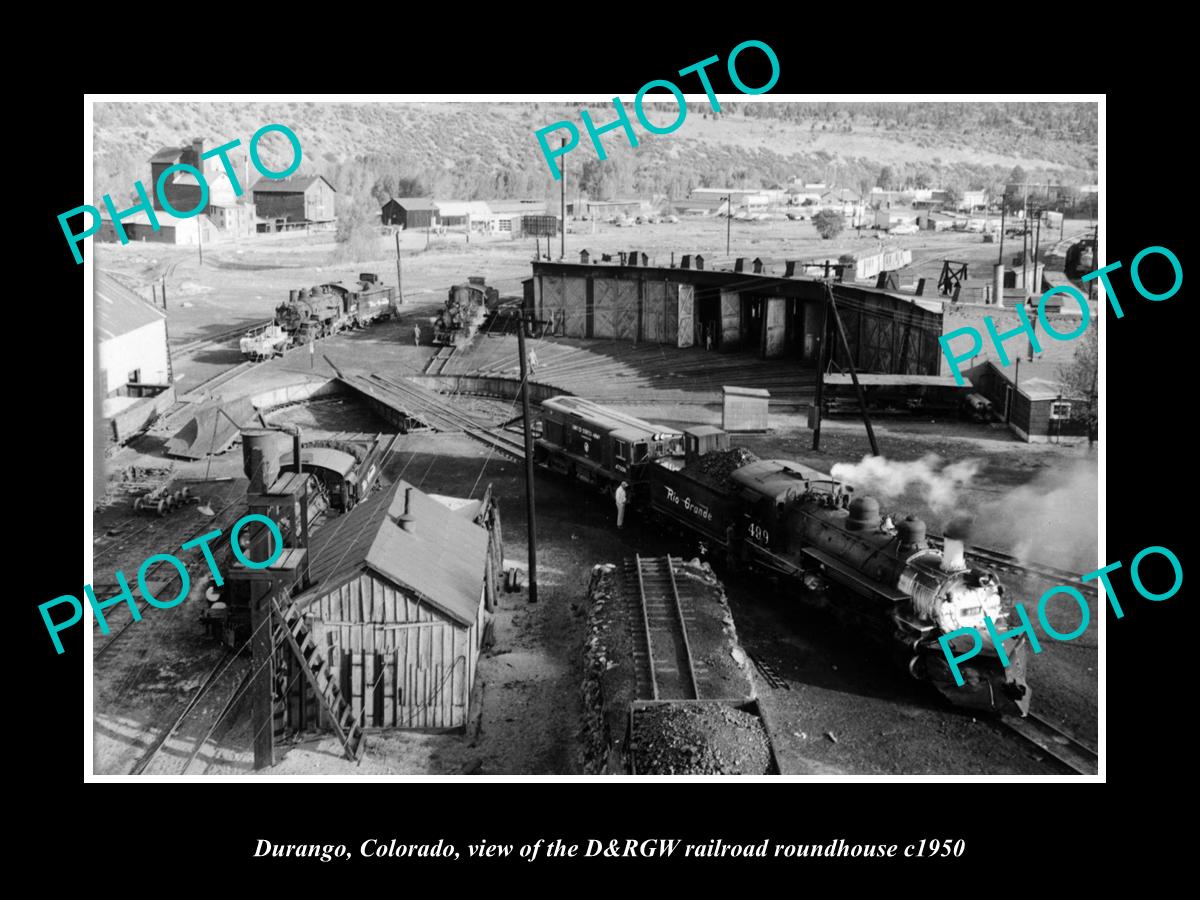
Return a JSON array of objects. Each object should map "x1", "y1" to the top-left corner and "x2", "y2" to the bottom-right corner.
[{"x1": 92, "y1": 216, "x2": 1098, "y2": 776}]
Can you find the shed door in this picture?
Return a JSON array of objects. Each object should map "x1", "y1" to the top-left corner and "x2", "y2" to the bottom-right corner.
[
  {"x1": 642, "y1": 282, "x2": 666, "y2": 343},
  {"x1": 676, "y1": 284, "x2": 694, "y2": 348},
  {"x1": 763, "y1": 297, "x2": 787, "y2": 358},
  {"x1": 720, "y1": 291, "x2": 741, "y2": 350},
  {"x1": 593, "y1": 278, "x2": 616, "y2": 338}
]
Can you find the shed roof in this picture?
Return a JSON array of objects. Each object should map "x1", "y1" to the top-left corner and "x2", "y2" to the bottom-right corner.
[
  {"x1": 251, "y1": 175, "x2": 336, "y2": 194},
  {"x1": 151, "y1": 146, "x2": 185, "y2": 163},
  {"x1": 303, "y1": 479, "x2": 487, "y2": 627},
  {"x1": 435, "y1": 200, "x2": 492, "y2": 217},
  {"x1": 388, "y1": 197, "x2": 438, "y2": 211},
  {"x1": 95, "y1": 270, "x2": 166, "y2": 341}
]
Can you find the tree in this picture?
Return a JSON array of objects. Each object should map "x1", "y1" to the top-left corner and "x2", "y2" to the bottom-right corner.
[
  {"x1": 914, "y1": 171, "x2": 932, "y2": 189},
  {"x1": 1057, "y1": 323, "x2": 1098, "y2": 441},
  {"x1": 812, "y1": 209, "x2": 846, "y2": 240},
  {"x1": 877, "y1": 166, "x2": 894, "y2": 190}
]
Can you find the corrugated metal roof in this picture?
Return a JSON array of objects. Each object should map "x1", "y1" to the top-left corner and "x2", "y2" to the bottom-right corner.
[
  {"x1": 303, "y1": 479, "x2": 487, "y2": 626},
  {"x1": 95, "y1": 271, "x2": 165, "y2": 341},
  {"x1": 251, "y1": 175, "x2": 335, "y2": 194},
  {"x1": 388, "y1": 197, "x2": 438, "y2": 211}
]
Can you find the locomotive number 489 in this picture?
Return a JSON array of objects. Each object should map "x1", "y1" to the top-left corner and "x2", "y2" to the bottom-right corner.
[{"x1": 748, "y1": 522, "x2": 769, "y2": 544}]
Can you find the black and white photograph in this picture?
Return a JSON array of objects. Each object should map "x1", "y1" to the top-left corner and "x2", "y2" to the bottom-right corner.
[{"x1": 81, "y1": 95, "x2": 1102, "y2": 779}]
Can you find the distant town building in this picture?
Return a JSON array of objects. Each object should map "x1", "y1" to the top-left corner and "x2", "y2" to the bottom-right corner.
[
  {"x1": 434, "y1": 200, "x2": 493, "y2": 228},
  {"x1": 382, "y1": 197, "x2": 438, "y2": 229},
  {"x1": 97, "y1": 209, "x2": 219, "y2": 245},
  {"x1": 252, "y1": 175, "x2": 337, "y2": 232},
  {"x1": 959, "y1": 190, "x2": 988, "y2": 211}
]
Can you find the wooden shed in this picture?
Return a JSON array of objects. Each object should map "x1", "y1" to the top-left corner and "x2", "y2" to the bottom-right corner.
[
  {"x1": 383, "y1": 197, "x2": 438, "y2": 229},
  {"x1": 251, "y1": 175, "x2": 338, "y2": 228},
  {"x1": 279, "y1": 479, "x2": 503, "y2": 732}
]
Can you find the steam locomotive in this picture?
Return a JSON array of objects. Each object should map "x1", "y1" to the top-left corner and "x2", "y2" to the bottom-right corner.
[
  {"x1": 534, "y1": 396, "x2": 1030, "y2": 717},
  {"x1": 433, "y1": 277, "x2": 500, "y2": 346},
  {"x1": 268, "y1": 274, "x2": 399, "y2": 349}
]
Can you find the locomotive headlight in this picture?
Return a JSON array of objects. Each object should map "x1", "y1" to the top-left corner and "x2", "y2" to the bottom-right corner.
[{"x1": 935, "y1": 583, "x2": 1003, "y2": 634}]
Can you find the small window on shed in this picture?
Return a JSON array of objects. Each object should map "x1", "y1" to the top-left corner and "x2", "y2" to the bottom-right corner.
[{"x1": 1050, "y1": 401, "x2": 1072, "y2": 420}]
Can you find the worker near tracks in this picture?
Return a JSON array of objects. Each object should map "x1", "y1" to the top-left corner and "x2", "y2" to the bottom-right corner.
[
  {"x1": 614, "y1": 481, "x2": 629, "y2": 528},
  {"x1": 413, "y1": 324, "x2": 422, "y2": 346},
  {"x1": 527, "y1": 348, "x2": 539, "y2": 373}
]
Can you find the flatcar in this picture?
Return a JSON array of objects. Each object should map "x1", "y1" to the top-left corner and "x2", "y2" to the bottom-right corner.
[{"x1": 536, "y1": 396, "x2": 682, "y2": 490}]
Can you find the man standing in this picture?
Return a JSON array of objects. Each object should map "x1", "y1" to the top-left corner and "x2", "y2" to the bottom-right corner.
[
  {"x1": 614, "y1": 481, "x2": 629, "y2": 528},
  {"x1": 413, "y1": 323, "x2": 422, "y2": 346}
]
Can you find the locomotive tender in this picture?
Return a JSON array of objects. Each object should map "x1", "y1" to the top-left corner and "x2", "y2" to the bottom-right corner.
[
  {"x1": 535, "y1": 395, "x2": 1030, "y2": 717},
  {"x1": 243, "y1": 274, "x2": 399, "y2": 359}
]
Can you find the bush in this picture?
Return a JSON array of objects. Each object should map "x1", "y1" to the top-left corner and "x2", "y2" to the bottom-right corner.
[{"x1": 812, "y1": 210, "x2": 846, "y2": 240}]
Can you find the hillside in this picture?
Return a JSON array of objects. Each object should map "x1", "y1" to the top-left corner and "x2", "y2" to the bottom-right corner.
[{"x1": 93, "y1": 101, "x2": 1097, "y2": 209}]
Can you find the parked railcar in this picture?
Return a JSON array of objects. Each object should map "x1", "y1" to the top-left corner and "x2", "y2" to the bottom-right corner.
[{"x1": 536, "y1": 396, "x2": 682, "y2": 490}]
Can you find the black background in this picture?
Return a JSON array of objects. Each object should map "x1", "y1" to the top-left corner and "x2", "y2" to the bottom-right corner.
[{"x1": 23, "y1": 37, "x2": 1189, "y2": 880}]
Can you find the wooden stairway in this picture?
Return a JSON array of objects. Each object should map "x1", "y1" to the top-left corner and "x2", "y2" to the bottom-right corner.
[{"x1": 272, "y1": 598, "x2": 363, "y2": 761}]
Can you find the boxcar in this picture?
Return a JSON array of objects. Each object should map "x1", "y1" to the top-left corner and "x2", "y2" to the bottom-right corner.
[{"x1": 536, "y1": 396, "x2": 681, "y2": 490}]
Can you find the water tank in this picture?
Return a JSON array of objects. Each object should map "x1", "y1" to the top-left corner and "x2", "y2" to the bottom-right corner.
[
  {"x1": 847, "y1": 496, "x2": 881, "y2": 531},
  {"x1": 241, "y1": 429, "x2": 289, "y2": 492}
]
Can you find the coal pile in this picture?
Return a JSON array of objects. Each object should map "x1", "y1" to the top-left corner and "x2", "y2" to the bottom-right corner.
[
  {"x1": 680, "y1": 448, "x2": 759, "y2": 491},
  {"x1": 631, "y1": 704, "x2": 773, "y2": 775}
]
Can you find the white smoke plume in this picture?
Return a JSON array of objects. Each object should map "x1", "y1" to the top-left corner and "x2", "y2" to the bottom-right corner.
[
  {"x1": 830, "y1": 454, "x2": 983, "y2": 516},
  {"x1": 971, "y1": 457, "x2": 1098, "y2": 573}
]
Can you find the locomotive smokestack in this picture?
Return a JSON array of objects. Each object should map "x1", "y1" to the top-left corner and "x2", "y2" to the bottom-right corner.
[{"x1": 942, "y1": 515, "x2": 973, "y2": 572}]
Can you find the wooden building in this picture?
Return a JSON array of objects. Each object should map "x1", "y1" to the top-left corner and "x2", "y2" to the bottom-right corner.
[
  {"x1": 252, "y1": 175, "x2": 337, "y2": 230},
  {"x1": 382, "y1": 197, "x2": 438, "y2": 229},
  {"x1": 528, "y1": 259, "x2": 944, "y2": 374},
  {"x1": 278, "y1": 478, "x2": 504, "y2": 732},
  {"x1": 966, "y1": 360, "x2": 1091, "y2": 443},
  {"x1": 150, "y1": 139, "x2": 206, "y2": 213}
]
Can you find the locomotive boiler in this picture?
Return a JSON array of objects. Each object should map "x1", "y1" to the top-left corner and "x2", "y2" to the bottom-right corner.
[
  {"x1": 433, "y1": 277, "x2": 499, "y2": 347},
  {"x1": 275, "y1": 285, "x2": 345, "y2": 343}
]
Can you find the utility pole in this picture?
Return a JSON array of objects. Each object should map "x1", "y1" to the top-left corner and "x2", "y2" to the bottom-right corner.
[
  {"x1": 561, "y1": 137, "x2": 567, "y2": 260},
  {"x1": 826, "y1": 283, "x2": 880, "y2": 456},
  {"x1": 514, "y1": 315, "x2": 539, "y2": 604},
  {"x1": 197, "y1": 218, "x2": 203, "y2": 267},
  {"x1": 811, "y1": 289, "x2": 831, "y2": 451},
  {"x1": 724, "y1": 195, "x2": 732, "y2": 256},
  {"x1": 161, "y1": 275, "x2": 168, "y2": 310},
  {"x1": 395, "y1": 231, "x2": 403, "y2": 305},
  {"x1": 998, "y1": 204, "x2": 1006, "y2": 264}
]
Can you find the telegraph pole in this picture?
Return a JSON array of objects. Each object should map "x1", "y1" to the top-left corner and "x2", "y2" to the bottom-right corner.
[
  {"x1": 811, "y1": 289, "x2": 831, "y2": 451},
  {"x1": 826, "y1": 283, "x2": 880, "y2": 456},
  {"x1": 394, "y1": 231, "x2": 404, "y2": 305},
  {"x1": 514, "y1": 314, "x2": 539, "y2": 604},
  {"x1": 561, "y1": 137, "x2": 567, "y2": 260},
  {"x1": 724, "y1": 194, "x2": 732, "y2": 256}
]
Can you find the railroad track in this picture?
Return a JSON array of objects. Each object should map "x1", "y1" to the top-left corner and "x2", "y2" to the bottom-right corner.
[
  {"x1": 626, "y1": 555, "x2": 700, "y2": 701},
  {"x1": 424, "y1": 344, "x2": 456, "y2": 375},
  {"x1": 174, "y1": 320, "x2": 273, "y2": 357},
  {"x1": 1001, "y1": 712, "x2": 1098, "y2": 775},
  {"x1": 130, "y1": 650, "x2": 239, "y2": 775},
  {"x1": 357, "y1": 373, "x2": 526, "y2": 461}
]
